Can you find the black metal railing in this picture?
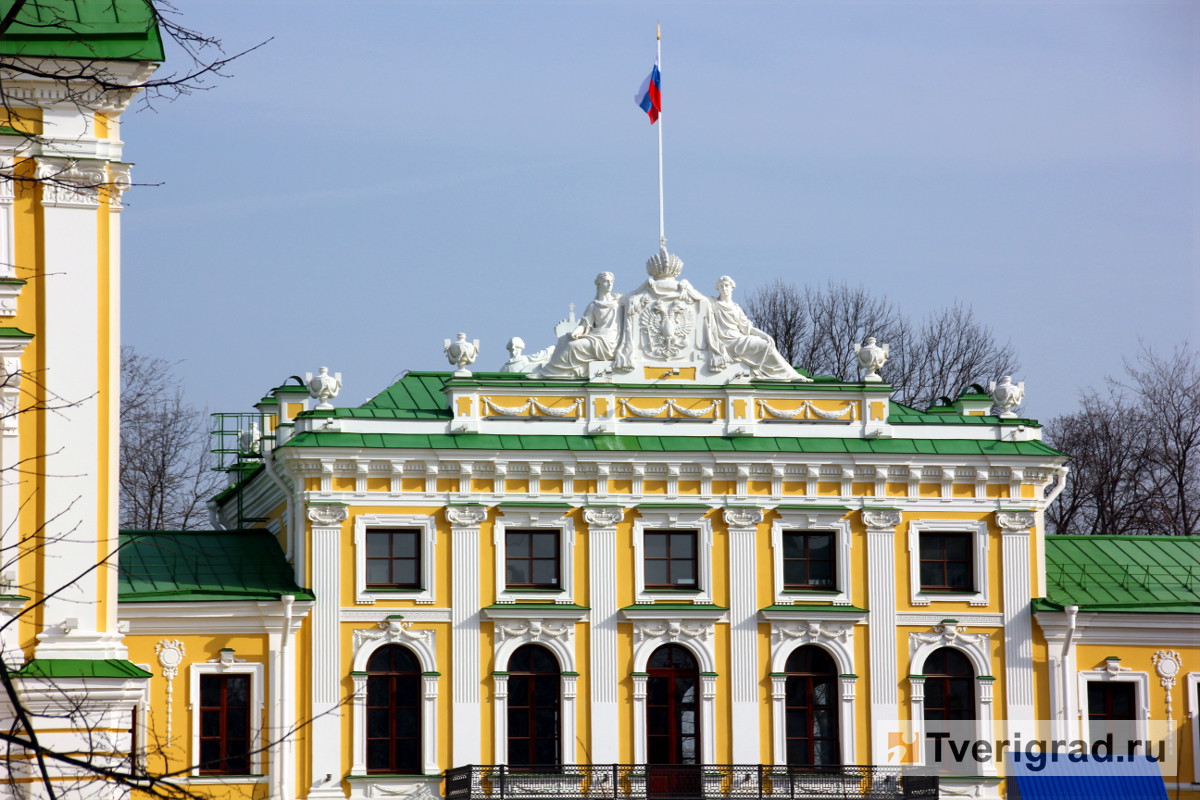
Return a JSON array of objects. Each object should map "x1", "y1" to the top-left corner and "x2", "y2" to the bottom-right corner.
[{"x1": 444, "y1": 764, "x2": 939, "y2": 800}]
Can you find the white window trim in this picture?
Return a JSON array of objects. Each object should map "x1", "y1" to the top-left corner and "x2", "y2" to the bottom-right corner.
[
  {"x1": 189, "y1": 653, "x2": 266, "y2": 778},
  {"x1": 626, "y1": 608, "x2": 725, "y2": 766},
  {"x1": 133, "y1": 663, "x2": 151, "y2": 774},
  {"x1": 491, "y1": 634, "x2": 579, "y2": 767},
  {"x1": 907, "y1": 519, "x2": 989, "y2": 606},
  {"x1": 771, "y1": 509, "x2": 852, "y2": 606},
  {"x1": 767, "y1": 626, "x2": 858, "y2": 766},
  {"x1": 632, "y1": 508, "x2": 713, "y2": 604},
  {"x1": 1186, "y1": 673, "x2": 1200, "y2": 783},
  {"x1": 493, "y1": 507, "x2": 575, "y2": 604},
  {"x1": 354, "y1": 514, "x2": 438, "y2": 605},
  {"x1": 908, "y1": 632, "x2": 997, "y2": 775},
  {"x1": 1077, "y1": 664, "x2": 1151, "y2": 746},
  {"x1": 350, "y1": 621, "x2": 439, "y2": 776}
]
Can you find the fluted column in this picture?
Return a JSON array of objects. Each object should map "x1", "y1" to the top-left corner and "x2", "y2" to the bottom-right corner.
[
  {"x1": 725, "y1": 507, "x2": 764, "y2": 763},
  {"x1": 999, "y1": 512, "x2": 1036, "y2": 734},
  {"x1": 864, "y1": 509, "x2": 902, "y2": 765},
  {"x1": 306, "y1": 504, "x2": 348, "y2": 796},
  {"x1": 449, "y1": 505, "x2": 488, "y2": 766},
  {"x1": 585, "y1": 506, "x2": 624, "y2": 762}
]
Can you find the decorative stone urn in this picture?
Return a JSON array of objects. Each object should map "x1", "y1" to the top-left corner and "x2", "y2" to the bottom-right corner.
[
  {"x1": 306, "y1": 366, "x2": 342, "y2": 410},
  {"x1": 853, "y1": 337, "x2": 889, "y2": 382},
  {"x1": 444, "y1": 333, "x2": 480, "y2": 377},
  {"x1": 988, "y1": 376, "x2": 1024, "y2": 418}
]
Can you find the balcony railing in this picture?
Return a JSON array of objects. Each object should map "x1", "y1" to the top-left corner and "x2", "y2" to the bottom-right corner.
[{"x1": 444, "y1": 764, "x2": 939, "y2": 800}]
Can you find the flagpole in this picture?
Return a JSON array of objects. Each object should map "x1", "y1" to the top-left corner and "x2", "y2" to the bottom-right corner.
[{"x1": 657, "y1": 23, "x2": 665, "y2": 248}]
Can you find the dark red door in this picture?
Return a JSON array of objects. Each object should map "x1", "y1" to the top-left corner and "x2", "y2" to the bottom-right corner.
[{"x1": 646, "y1": 645, "x2": 701, "y2": 798}]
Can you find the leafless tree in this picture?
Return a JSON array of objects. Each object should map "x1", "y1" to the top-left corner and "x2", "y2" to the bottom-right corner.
[
  {"x1": 118, "y1": 346, "x2": 219, "y2": 530},
  {"x1": 1046, "y1": 343, "x2": 1200, "y2": 536},
  {"x1": 743, "y1": 281, "x2": 1018, "y2": 409}
]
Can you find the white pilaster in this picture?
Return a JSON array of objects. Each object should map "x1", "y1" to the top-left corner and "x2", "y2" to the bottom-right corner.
[
  {"x1": 449, "y1": 505, "x2": 488, "y2": 766},
  {"x1": 307, "y1": 504, "x2": 347, "y2": 797},
  {"x1": 864, "y1": 509, "x2": 902, "y2": 765},
  {"x1": 724, "y1": 507, "x2": 763, "y2": 763},
  {"x1": 998, "y1": 512, "x2": 1036, "y2": 733},
  {"x1": 33, "y1": 154, "x2": 114, "y2": 658},
  {"x1": 584, "y1": 506, "x2": 623, "y2": 763}
]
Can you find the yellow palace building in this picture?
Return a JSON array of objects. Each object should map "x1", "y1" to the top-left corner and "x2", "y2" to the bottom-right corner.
[{"x1": 0, "y1": 5, "x2": 1197, "y2": 800}]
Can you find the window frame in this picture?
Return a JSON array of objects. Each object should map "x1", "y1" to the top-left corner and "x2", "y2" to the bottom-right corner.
[
  {"x1": 189, "y1": 654, "x2": 264, "y2": 778},
  {"x1": 643, "y1": 530, "x2": 699, "y2": 591},
  {"x1": 771, "y1": 510, "x2": 852, "y2": 606},
  {"x1": 493, "y1": 506, "x2": 575, "y2": 603},
  {"x1": 365, "y1": 529, "x2": 423, "y2": 590},
  {"x1": 633, "y1": 509, "x2": 714, "y2": 604},
  {"x1": 918, "y1": 532, "x2": 974, "y2": 592},
  {"x1": 1076, "y1": 666, "x2": 1150, "y2": 747},
  {"x1": 504, "y1": 529, "x2": 562, "y2": 591},
  {"x1": 907, "y1": 519, "x2": 989, "y2": 606},
  {"x1": 354, "y1": 514, "x2": 438, "y2": 604}
]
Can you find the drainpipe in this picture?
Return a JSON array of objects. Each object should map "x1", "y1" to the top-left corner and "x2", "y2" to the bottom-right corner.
[
  {"x1": 1043, "y1": 465, "x2": 1070, "y2": 506},
  {"x1": 1060, "y1": 605, "x2": 1079, "y2": 738},
  {"x1": 206, "y1": 498, "x2": 226, "y2": 531},
  {"x1": 276, "y1": 594, "x2": 295, "y2": 800}
]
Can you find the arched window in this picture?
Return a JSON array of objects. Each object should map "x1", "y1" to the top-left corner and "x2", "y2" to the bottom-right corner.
[
  {"x1": 366, "y1": 645, "x2": 421, "y2": 774},
  {"x1": 923, "y1": 648, "x2": 975, "y2": 723},
  {"x1": 507, "y1": 644, "x2": 561, "y2": 767},
  {"x1": 784, "y1": 646, "x2": 840, "y2": 766},
  {"x1": 647, "y1": 644, "x2": 700, "y2": 766}
]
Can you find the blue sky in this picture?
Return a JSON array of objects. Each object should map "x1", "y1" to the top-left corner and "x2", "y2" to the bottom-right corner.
[{"x1": 120, "y1": 1, "x2": 1198, "y2": 420}]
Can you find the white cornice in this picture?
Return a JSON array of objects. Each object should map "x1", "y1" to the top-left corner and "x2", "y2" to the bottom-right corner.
[
  {"x1": 1035, "y1": 610, "x2": 1200, "y2": 646},
  {"x1": 119, "y1": 600, "x2": 313, "y2": 635},
  {"x1": 484, "y1": 605, "x2": 589, "y2": 622},
  {"x1": 758, "y1": 607, "x2": 869, "y2": 624}
]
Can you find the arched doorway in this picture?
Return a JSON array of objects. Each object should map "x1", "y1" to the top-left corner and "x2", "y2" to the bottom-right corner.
[
  {"x1": 923, "y1": 647, "x2": 975, "y2": 724},
  {"x1": 784, "y1": 645, "x2": 840, "y2": 766},
  {"x1": 366, "y1": 645, "x2": 421, "y2": 774},
  {"x1": 507, "y1": 644, "x2": 562, "y2": 767},
  {"x1": 646, "y1": 644, "x2": 701, "y2": 797}
]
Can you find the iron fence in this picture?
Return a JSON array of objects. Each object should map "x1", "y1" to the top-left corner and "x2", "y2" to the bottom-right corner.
[{"x1": 444, "y1": 764, "x2": 938, "y2": 800}]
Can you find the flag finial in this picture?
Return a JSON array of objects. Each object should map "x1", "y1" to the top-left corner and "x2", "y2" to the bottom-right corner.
[{"x1": 657, "y1": 22, "x2": 661, "y2": 41}]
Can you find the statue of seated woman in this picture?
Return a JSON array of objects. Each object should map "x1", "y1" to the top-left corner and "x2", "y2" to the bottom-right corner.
[
  {"x1": 531, "y1": 272, "x2": 621, "y2": 378},
  {"x1": 709, "y1": 276, "x2": 808, "y2": 381}
]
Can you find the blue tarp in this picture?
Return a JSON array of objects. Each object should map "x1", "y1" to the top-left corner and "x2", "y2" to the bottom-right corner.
[{"x1": 1008, "y1": 755, "x2": 1167, "y2": 800}]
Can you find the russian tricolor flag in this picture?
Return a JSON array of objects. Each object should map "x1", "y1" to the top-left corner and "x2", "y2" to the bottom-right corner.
[{"x1": 636, "y1": 58, "x2": 662, "y2": 124}]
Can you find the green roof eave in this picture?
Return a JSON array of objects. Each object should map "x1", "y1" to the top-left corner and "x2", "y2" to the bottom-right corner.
[
  {"x1": 1033, "y1": 598, "x2": 1199, "y2": 615},
  {"x1": 10, "y1": 659, "x2": 152, "y2": 679},
  {"x1": 482, "y1": 603, "x2": 589, "y2": 611},
  {"x1": 0, "y1": 327, "x2": 34, "y2": 339},
  {"x1": 119, "y1": 589, "x2": 315, "y2": 603},
  {"x1": 0, "y1": 0, "x2": 165, "y2": 62},
  {"x1": 281, "y1": 430, "x2": 1065, "y2": 458},
  {"x1": 759, "y1": 604, "x2": 869, "y2": 613},
  {"x1": 620, "y1": 603, "x2": 728, "y2": 611}
]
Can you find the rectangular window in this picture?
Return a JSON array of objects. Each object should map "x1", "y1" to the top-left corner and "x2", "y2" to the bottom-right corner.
[
  {"x1": 506, "y1": 529, "x2": 561, "y2": 589},
  {"x1": 1087, "y1": 681, "x2": 1137, "y2": 744},
  {"x1": 919, "y1": 532, "x2": 973, "y2": 591},
  {"x1": 644, "y1": 530, "x2": 698, "y2": 589},
  {"x1": 199, "y1": 674, "x2": 251, "y2": 775},
  {"x1": 366, "y1": 529, "x2": 421, "y2": 589},
  {"x1": 782, "y1": 532, "x2": 836, "y2": 590}
]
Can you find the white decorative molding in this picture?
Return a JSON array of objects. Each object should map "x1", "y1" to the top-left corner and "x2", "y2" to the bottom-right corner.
[
  {"x1": 1186, "y1": 673, "x2": 1200, "y2": 784},
  {"x1": 105, "y1": 161, "x2": 132, "y2": 211},
  {"x1": 493, "y1": 506, "x2": 575, "y2": 603},
  {"x1": 862, "y1": 509, "x2": 902, "y2": 530},
  {"x1": 155, "y1": 640, "x2": 185, "y2": 744},
  {"x1": 632, "y1": 619, "x2": 713, "y2": 644},
  {"x1": 483, "y1": 396, "x2": 583, "y2": 418},
  {"x1": 36, "y1": 158, "x2": 106, "y2": 208},
  {"x1": 188, "y1": 653, "x2": 265, "y2": 777},
  {"x1": 908, "y1": 625, "x2": 996, "y2": 774},
  {"x1": 339, "y1": 608, "x2": 451, "y2": 623},
  {"x1": 347, "y1": 776, "x2": 442, "y2": 800},
  {"x1": 353, "y1": 513, "x2": 438, "y2": 605},
  {"x1": 896, "y1": 612, "x2": 1004, "y2": 627},
  {"x1": 583, "y1": 506, "x2": 624, "y2": 527},
  {"x1": 1153, "y1": 650, "x2": 1182, "y2": 735},
  {"x1": 906, "y1": 519, "x2": 990, "y2": 606},
  {"x1": 445, "y1": 505, "x2": 488, "y2": 526},
  {"x1": 770, "y1": 508, "x2": 853, "y2": 606},
  {"x1": 768, "y1": 620, "x2": 857, "y2": 767},
  {"x1": 350, "y1": 622, "x2": 438, "y2": 776},
  {"x1": 757, "y1": 399, "x2": 855, "y2": 421},
  {"x1": 307, "y1": 504, "x2": 349, "y2": 526},
  {"x1": 724, "y1": 506, "x2": 763, "y2": 762},
  {"x1": 620, "y1": 397, "x2": 719, "y2": 419},
  {"x1": 1077, "y1": 662, "x2": 1150, "y2": 745},
  {"x1": 631, "y1": 508, "x2": 714, "y2": 603},
  {"x1": 995, "y1": 511, "x2": 1034, "y2": 531},
  {"x1": 722, "y1": 507, "x2": 764, "y2": 528},
  {"x1": 489, "y1": 623, "x2": 580, "y2": 767}
]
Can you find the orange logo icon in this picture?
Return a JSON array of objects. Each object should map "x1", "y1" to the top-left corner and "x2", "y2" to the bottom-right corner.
[{"x1": 887, "y1": 731, "x2": 918, "y2": 764}]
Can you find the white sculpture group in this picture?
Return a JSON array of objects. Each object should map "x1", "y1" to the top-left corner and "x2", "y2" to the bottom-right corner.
[{"x1": 498, "y1": 247, "x2": 812, "y2": 382}]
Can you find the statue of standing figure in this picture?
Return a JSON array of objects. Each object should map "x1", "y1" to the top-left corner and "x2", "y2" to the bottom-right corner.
[
  {"x1": 708, "y1": 276, "x2": 808, "y2": 381},
  {"x1": 531, "y1": 272, "x2": 622, "y2": 379}
]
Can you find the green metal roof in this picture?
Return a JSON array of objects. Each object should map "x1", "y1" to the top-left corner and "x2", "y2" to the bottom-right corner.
[
  {"x1": 10, "y1": 658, "x2": 152, "y2": 678},
  {"x1": 118, "y1": 530, "x2": 314, "y2": 602},
  {"x1": 282, "y1": 429, "x2": 1062, "y2": 458},
  {"x1": 1036, "y1": 535, "x2": 1200, "y2": 614},
  {"x1": 0, "y1": 0, "x2": 164, "y2": 61}
]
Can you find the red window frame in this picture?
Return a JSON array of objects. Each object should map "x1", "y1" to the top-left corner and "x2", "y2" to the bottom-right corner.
[{"x1": 198, "y1": 674, "x2": 251, "y2": 775}]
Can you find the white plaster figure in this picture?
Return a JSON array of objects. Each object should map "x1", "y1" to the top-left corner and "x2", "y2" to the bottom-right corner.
[
  {"x1": 499, "y1": 337, "x2": 551, "y2": 374},
  {"x1": 532, "y1": 273, "x2": 621, "y2": 379},
  {"x1": 708, "y1": 276, "x2": 805, "y2": 381},
  {"x1": 306, "y1": 366, "x2": 342, "y2": 410},
  {"x1": 853, "y1": 337, "x2": 889, "y2": 382},
  {"x1": 612, "y1": 247, "x2": 710, "y2": 373},
  {"x1": 988, "y1": 375, "x2": 1025, "y2": 418},
  {"x1": 444, "y1": 333, "x2": 480, "y2": 377}
]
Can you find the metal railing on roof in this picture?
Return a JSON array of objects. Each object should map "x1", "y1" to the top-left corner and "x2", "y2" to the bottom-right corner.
[
  {"x1": 1051, "y1": 563, "x2": 1198, "y2": 592},
  {"x1": 210, "y1": 411, "x2": 275, "y2": 528}
]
